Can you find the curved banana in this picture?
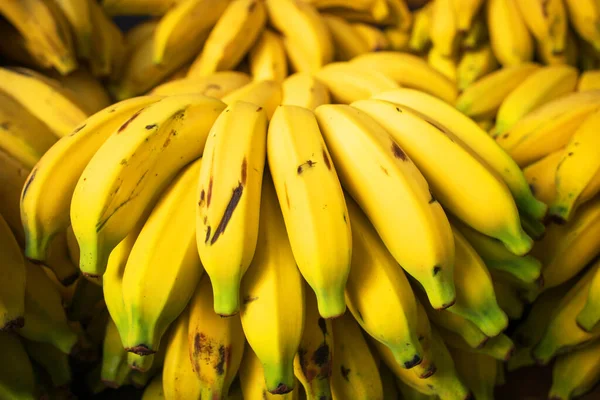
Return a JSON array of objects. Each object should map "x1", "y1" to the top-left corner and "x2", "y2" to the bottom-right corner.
[
  {"x1": 248, "y1": 29, "x2": 288, "y2": 83},
  {"x1": 267, "y1": 105, "x2": 350, "y2": 318},
  {"x1": 549, "y1": 336, "x2": 600, "y2": 400},
  {"x1": 0, "y1": 332, "x2": 37, "y2": 400},
  {"x1": 351, "y1": 22, "x2": 390, "y2": 51},
  {"x1": 315, "y1": 62, "x2": 399, "y2": 104},
  {"x1": 151, "y1": 72, "x2": 251, "y2": 97},
  {"x1": 451, "y1": 0, "x2": 484, "y2": 31},
  {"x1": 0, "y1": 213, "x2": 26, "y2": 331},
  {"x1": 102, "y1": 0, "x2": 183, "y2": 16},
  {"x1": 101, "y1": 317, "x2": 132, "y2": 388},
  {"x1": 239, "y1": 175, "x2": 305, "y2": 393},
  {"x1": 426, "y1": 47, "x2": 458, "y2": 82},
  {"x1": 142, "y1": 373, "x2": 164, "y2": 400},
  {"x1": 549, "y1": 110, "x2": 600, "y2": 222},
  {"x1": 354, "y1": 99, "x2": 532, "y2": 256},
  {"x1": 577, "y1": 260, "x2": 600, "y2": 332},
  {"x1": 240, "y1": 346, "x2": 299, "y2": 400},
  {"x1": 266, "y1": 0, "x2": 333, "y2": 72},
  {"x1": 456, "y1": 44, "x2": 498, "y2": 91},
  {"x1": 330, "y1": 312, "x2": 384, "y2": 400},
  {"x1": 439, "y1": 327, "x2": 515, "y2": 361},
  {"x1": 55, "y1": 0, "x2": 93, "y2": 59},
  {"x1": 281, "y1": 73, "x2": 330, "y2": 110},
  {"x1": 122, "y1": 159, "x2": 204, "y2": 355},
  {"x1": 455, "y1": 63, "x2": 540, "y2": 119},
  {"x1": 564, "y1": 0, "x2": 600, "y2": 52},
  {"x1": 515, "y1": 0, "x2": 567, "y2": 54},
  {"x1": 187, "y1": 275, "x2": 246, "y2": 398},
  {"x1": 408, "y1": 2, "x2": 432, "y2": 53},
  {"x1": 293, "y1": 286, "x2": 334, "y2": 400},
  {"x1": 344, "y1": 195, "x2": 423, "y2": 368},
  {"x1": 187, "y1": 0, "x2": 266, "y2": 77},
  {"x1": 486, "y1": 0, "x2": 533, "y2": 66},
  {"x1": 493, "y1": 65, "x2": 579, "y2": 137},
  {"x1": 88, "y1": 0, "x2": 126, "y2": 78},
  {"x1": 71, "y1": 95, "x2": 225, "y2": 278},
  {"x1": 579, "y1": 70, "x2": 600, "y2": 92},
  {"x1": 429, "y1": 0, "x2": 460, "y2": 57},
  {"x1": 449, "y1": 347, "x2": 495, "y2": 400},
  {"x1": 221, "y1": 80, "x2": 282, "y2": 119},
  {"x1": 50, "y1": 68, "x2": 112, "y2": 115},
  {"x1": 350, "y1": 52, "x2": 458, "y2": 103},
  {"x1": 321, "y1": 14, "x2": 369, "y2": 61},
  {"x1": 314, "y1": 104, "x2": 456, "y2": 310}
]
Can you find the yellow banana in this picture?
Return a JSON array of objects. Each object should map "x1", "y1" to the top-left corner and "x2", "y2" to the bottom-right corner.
[
  {"x1": 535, "y1": 29, "x2": 579, "y2": 67},
  {"x1": 449, "y1": 348, "x2": 495, "y2": 400},
  {"x1": 0, "y1": 213, "x2": 26, "y2": 331},
  {"x1": 100, "y1": 317, "x2": 132, "y2": 388},
  {"x1": 102, "y1": 0, "x2": 183, "y2": 16},
  {"x1": 304, "y1": 0, "x2": 386, "y2": 21},
  {"x1": 354, "y1": 99, "x2": 532, "y2": 256},
  {"x1": 439, "y1": 327, "x2": 515, "y2": 361},
  {"x1": 564, "y1": 0, "x2": 600, "y2": 52},
  {"x1": 385, "y1": 27, "x2": 410, "y2": 51},
  {"x1": 0, "y1": 18, "x2": 52, "y2": 70},
  {"x1": 187, "y1": 275, "x2": 246, "y2": 398},
  {"x1": 577, "y1": 260, "x2": 600, "y2": 332},
  {"x1": 492, "y1": 277, "x2": 525, "y2": 320},
  {"x1": 351, "y1": 22, "x2": 390, "y2": 51},
  {"x1": 321, "y1": 13, "x2": 369, "y2": 61},
  {"x1": 54, "y1": 0, "x2": 93, "y2": 59},
  {"x1": 578, "y1": 70, "x2": 600, "y2": 92},
  {"x1": 142, "y1": 373, "x2": 164, "y2": 400},
  {"x1": 549, "y1": 337, "x2": 600, "y2": 400},
  {"x1": 429, "y1": 0, "x2": 461, "y2": 57},
  {"x1": 267, "y1": 105, "x2": 350, "y2": 318},
  {"x1": 196, "y1": 101, "x2": 266, "y2": 316},
  {"x1": 221, "y1": 80, "x2": 282, "y2": 119},
  {"x1": 239, "y1": 175, "x2": 305, "y2": 393},
  {"x1": 240, "y1": 345, "x2": 299, "y2": 400},
  {"x1": 122, "y1": 159, "x2": 204, "y2": 355},
  {"x1": 293, "y1": 286, "x2": 334, "y2": 400},
  {"x1": 49, "y1": 68, "x2": 112, "y2": 115},
  {"x1": 88, "y1": 0, "x2": 127, "y2": 79},
  {"x1": 408, "y1": 2, "x2": 433, "y2": 53},
  {"x1": 248, "y1": 29, "x2": 288, "y2": 83},
  {"x1": 350, "y1": 52, "x2": 458, "y2": 103},
  {"x1": 451, "y1": 0, "x2": 484, "y2": 31},
  {"x1": 187, "y1": 0, "x2": 266, "y2": 77},
  {"x1": 0, "y1": 149, "x2": 28, "y2": 247},
  {"x1": 515, "y1": 0, "x2": 567, "y2": 54},
  {"x1": 456, "y1": 63, "x2": 540, "y2": 119},
  {"x1": 426, "y1": 46, "x2": 458, "y2": 82},
  {"x1": 151, "y1": 72, "x2": 251, "y2": 97},
  {"x1": 493, "y1": 65, "x2": 579, "y2": 137},
  {"x1": 456, "y1": 44, "x2": 499, "y2": 91},
  {"x1": 0, "y1": 332, "x2": 38, "y2": 400},
  {"x1": 461, "y1": 12, "x2": 486, "y2": 50},
  {"x1": 314, "y1": 104, "x2": 456, "y2": 310},
  {"x1": 71, "y1": 95, "x2": 225, "y2": 278},
  {"x1": 266, "y1": 0, "x2": 334, "y2": 73},
  {"x1": 344, "y1": 195, "x2": 423, "y2": 368},
  {"x1": 281, "y1": 73, "x2": 331, "y2": 110},
  {"x1": 319, "y1": 0, "x2": 394, "y2": 25},
  {"x1": 486, "y1": 0, "x2": 533, "y2": 66},
  {"x1": 330, "y1": 312, "x2": 384, "y2": 400},
  {"x1": 549, "y1": 110, "x2": 600, "y2": 222}
]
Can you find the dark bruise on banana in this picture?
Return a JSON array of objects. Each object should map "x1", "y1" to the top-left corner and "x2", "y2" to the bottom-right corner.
[
  {"x1": 191, "y1": 332, "x2": 232, "y2": 382},
  {"x1": 298, "y1": 316, "x2": 332, "y2": 392}
]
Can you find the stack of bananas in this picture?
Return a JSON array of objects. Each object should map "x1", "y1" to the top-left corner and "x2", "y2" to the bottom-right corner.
[{"x1": 0, "y1": 0, "x2": 600, "y2": 399}]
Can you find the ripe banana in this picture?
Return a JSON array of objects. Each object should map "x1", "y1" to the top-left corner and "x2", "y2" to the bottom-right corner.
[
  {"x1": 516, "y1": 0, "x2": 568, "y2": 54},
  {"x1": 71, "y1": 94, "x2": 225, "y2": 278},
  {"x1": 578, "y1": 70, "x2": 600, "y2": 92},
  {"x1": 54, "y1": 0, "x2": 93, "y2": 59},
  {"x1": 266, "y1": 0, "x2": 334, "y2": 72},
  {"x1": 315, "y1": 62, "x2": 399, "y2": 104},
  {"x1": 267, "y1": 105, "x2": 351, "y2": 318},
  {"x1": 314, "y1": 104, "x2": 456, "y2": 310},
  {"x1": 408, "y1": 2, "x2": 432, "y2": 53},
  {"x1": 461, "y1": 12, "x2": 486, "y2": 50},
  {"x1": 102, "y1": 0, "x2": 183, "y2": 16},
  {"x1": 0, "y1": 18, "x2": 52, "y2": 70},
  {"x1": 564, "y1": 0, "x2": 600, "y2": 52},
  {"x1": 426, "y1": 46, "x2": 458, "y2": 82},
  {"x1": 196, "y1": 101, "x2": 267, "y2": 316},
  {"x1": 240, "y1": 346, "x2": 299, "y2": 400},
  {"x1": 577, "y1": 259, "x2": 600, "y2": 332},
  {"x1": 151, "y1": 72, "x2": 251, "y2": 98},
  {"x1": 221, "y1": 80, "x2": 282, "y2": 119},
  {"x1": 385, "y1": 27, "x2": 410, "y2": 51},
  {"x1": 142, "y1": 373, "x2": 164, "y2": 400},
  {"x1": 122, "y1": 159, "x2": 204, "y2": 355},
  {"x1": 281, "y1": 73, "x2": 331, "y2": 110},
  {"x1": 486, "y1": 0, "x2": 533, "y2": 66},
  {"x1": 456, "y1": 44, "x2": 498, "y2": 91},
  {"x1": 187, "y1": 275, "x2": 246, "y2": 398},
  {"x1": 0, "y1": 331, "x2": 38, "y2": 400},
  {"x1": 549, "y1": 336, "x2": 600, "y2": 400},
  {"x1": 322, "y1": 13, "x2": 370, "y2": 61},
  {"x1": 549, "y1": 110, "x2": 600, "y2": 222},
  {"x1": 293, "y1": 286, "x2": 334, "y2": 400},
  {"x1": 493, "y1": 65, "x2": 579, "y2": 137},
  {"x1": 321, "y1": 0, "x2": 394, "y2": 25},
  {"x1": 350, "y1": 52, "x2": 458, "y2": 103},
  {"x1": 351, "y1": 22, "x2": 390, "y2": 51},
  {"x1": 248, "y1": 29, "x2": 288, "y2": 83},
  {"x1": 354, "y1": 99, "x2": 532, "y2": 256},
  {"x1": 239, "y1": 175, "x2": 305, "y2": 393},
  {"x1": 439, "y1": 327, "x2": 515, "y2": 361},
  {"x1": 87, "y1": 0, "x2": 127, "y2": 79},
  {"x1": 429, "y1": 0, "x2": 461, "y2": 57},
  {"x1": 451, "y1": 0, "x2": 484, "y2": 31},
  {"x1": 50, "y1": 68, "x2": 112, "y2": 115},
  {"x1": 449, "y1": 347, "x2": 496, "y2": 400},
  {"x1": 101, "y1": 317, "x2": 132, "y2": 388},
  {"x1": 535, "y1": 29, "x2": 579, "y2": 67},
  {"x1": 330, "y1": 312, "x2": 384, "y2": 400},
  {"x1": 455, "y1": 63, "x2": 540, "y2": 119},
  {"x1": 344, "y1": 195, "x2": 423, "y2": 368},
  {"x1": 0, "y1": 213, "x2": 26, "y2": 331}
]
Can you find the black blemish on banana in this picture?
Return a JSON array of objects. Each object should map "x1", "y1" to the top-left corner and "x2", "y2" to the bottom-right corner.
[
  {"x1": 391, "y1": 142, "x2": 407, "y2": 161},
  {"x1": 145, "y1": 124, "x2": 157, "y2": 130},
  {"x1": 318, "y1": 318, "x2": 327, "y2": 336},
  {"x1": 433, "y1": 265, "x2": 441, "y2": 275},
  {"x1": 313, "y1": 343, "x2": 330, "y2": 367},
  {"x1": 210, "y1": 183, "x2": 244, "y2": 245},
  {"x1": 126, "y1": 344, "x2": 156, "y2": 356},
  {"x1": 204, "y1": 226, "x2": 211, "y2": 243},
  {"x1": 322, "y1": 148, "x2": 332, "y2": 170},
  {"x1": 70, "y1": 123, "x2": 86, "y2": 136},
  {"x1": 297, "y1": 160, "x2": 317, "y2": 174},
  {"x1": 207, "y1": 177, "x2": 214, "y2": 207},
  {"x1": 243, "y1": 295, "x2": 259, "y2": 304},
  {"x1": 199, "y1": 189, "x2": 206, "y2": 206},
  {"x1": 404, "y1": 353, "x2": 422, "y2": 369},
  {"x1": 162, "y1": 129, "x2": 176, "y2": 148},
  {"x1": 340, "y1": 365, "x2": 351, "y2": 382},
  {"x1": 241, "y1": 158, "x2": 247, "y2": 185},
  {"x1": 117, "y1": 108, "x2": 146, "y2": 133},
  {"x1": 395, "y1": 107, "x2": 403, "y2": 113},
  {"x1": 21, "y1": 167, "x2": 37, "y2": 200},
  {"x1": 271, "y1": 383, "x2": 293, "y2": 395},
  {"x1": 216, "y1": 345, "x2": 228, "y2": 375}
]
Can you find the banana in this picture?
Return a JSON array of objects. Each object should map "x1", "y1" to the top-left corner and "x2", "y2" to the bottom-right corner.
[
  {"x1": 0, "y1": 18, "x2": 52, "y2": 70},
  {"x1": 196, "y1": 101, "x2": 266, "y2": 316},
  {"x1": 0, "y1": 0, "x2": 77, "y2": 74},
  {"x1": 187, "y1": 275, "x2": 246, "y2": 398},
  {"x1": 0, "y1": 332, "x2": 38, "y2": 400},
  {"x1": 498, "y1": 90, "x2": 600, "y2": 167},
  {"x1": 461, "y1": 12, "x2": 486, "y2": 50},
  {"x1": 54, "y1": 0, "x2": 93, "y2": 59},
  {"x1": 351, "y1": 22, "x2": 390, "y2": 51},
  {"x1": 579, "y1": 70, "x2": 600, "y2": 92},
  {"x1": 315, "y1": 62, "x2": 399, "y2": 104},
  {"x1": 515, "y1": 0, "x2": 567, "y2": 54},
  {"x1": 221, "y1": 80, "x2": 282, "y2": 119},
  {"x1": 380, "y1": 364, "x2": 400, "y2": 400},
  {"x1": 142, "y1": 373, "x2": 165, "y2": 400},
  {"x1": 354, "y1": 99, "x2": 532, "y2": 256},
  {"x1": 406, "y1": 298, "x2": 437, "y2": 379},
  {"x1": 578, "y1": 260, "x2": 600, "y2": 332},
  {"x1": 239, "y1": 175, "x2": 305, "y2": 393},
  {"x1": 0, "y1": 67, "x2": 87, "y2": 138},
  {"x1": 456, "y1": 44, "x2": 499, "y2": 91},
  {"x1": 493, "y1": 65, "x2": 579, "y2": 137},
  {"x1": 100, "y1": 317, "x2": 131, "y2": 389},
  {"x1": 102, "y1": 0, "x2": 182, "y2": 16},
  {"x1": 49, "y1": 68, "x2": 112, "y2": 115},
  {"x1": 451, "y1": 0, "x2": 484, "y2": 31},
  {"x1": 439, "y1": 327, "x2": 515, "y2": 361},
  {"x1": 314, "y1": 104, "x2": 456, "y2": 310},
  {"x1": 304, "y1": 0, "x2": 387, "y2": 21},
  {"x1": 66, "y1": 273, "x2": 104, "y2": 323},
  {"x1": 426, "y1": 46, "x2": 458, "y2": 82},
  {"x1": 408, "y1": 2, "x2": 433, "y2": 53},
  {"x1": 267, "y1": 105, "x2": 350, "y2": 318},
  {"x1": 0, "y1": 213, "x2": 26, "y2": 331},
  {"x1": 321, "y1": 0, "x2": 393, "y2": 25},
  {"x1": 88, "y1": 0, "x2": 127, "y2": 79},
  {"x1": 248, "y1": 29, "x2": 288, "y2": 83},
  {"x1": 321, "y1": 14, "x2": 370, "y2": 61},
  {"x1": 151, "y1": 72, "x2": 251, "y2": 97},
  {"x1": 71, "y1": 94, "x2": 225, "y2": 278},
  {"x1": 350, "y1": 52, "x2": 458, "y2": 103},
  {"x1": 492, "y1": 277, "x2": 525, "y2": 320},
  {"x1": 532, "y1": 261, "x2": 600, "y2": 365},
  {"x1": 386, "y1": 0, "x2": 413, "y2": 32},
  {"x1": 186, "y1": 0, "x2": 266, "y2": 77},
  {"x1": 43, "y1": 231, "x2": 80, "y2": 286},
  {"x1": 344, "y1": 195, "x2": 423, "y2": 368},
  {"x1": 455, "y1": 63, "x2": 540, "y2": 119},
  {"x1": 549, "y1": 337, "x2": 600, "y2": 400},
  {"x1": 0, "y1": 91, "x2": 57, "y2": 169},
  {"x1": 23, "y1": 339, "x2": 72, "y2": 389},
  {"x1": 449, "y1": 348, "x2": 495, "y2": 400},
  {"x1": 0, "y1": 149, "x2": 27, "y2": 246},
  {"x1": 130, "y1": 341, "x2": 166, "y2": 388},
  {"x1": 564, "y1": 0, "x2": 600, "y2": 52},
  {"x1": 486, "y1": 0, "x2": 533, "y2": 66},
  {"x1": 385, "y1": 27, "x2": 410, "y2": 51},
  {"x1": 395, "y1": 378, "x2": 436, "y2": 400},
  {"x1": 122, "y1": 159, "x2": 204, "y2": 355},
  {"x1": 153, "y1": 0, "x2": 229, "y2": 64},
  {"x1": 536, "y1": 29, "x2": 579, "y2": 67},
  {"x1": 281, "y1": 73, "x2": 331, "y2": 110},
  {"x1": 429, "y1": 0, "x2": 461, "y2": 57},
  {"x1": 266, "y1": 0, "x2": 333, "y2": 72},
  {"x1": 549, "y1": 110, "x2": 600, "y2": 222},
  {"x1": 240, "y1": 346, "x2": 299, "y2": 400},
  {"x1": 293, "y1": 286, "x2": 334, "y2": 400},
  {"x1": 330, "y1": 312, "x2": 384, "y2": 400}
]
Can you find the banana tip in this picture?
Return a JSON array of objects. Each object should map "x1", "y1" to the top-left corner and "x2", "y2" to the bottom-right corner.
[
  {"x1": 419, "y1": 363, "x2": 437, "y2": 379},
  {"x1": 125, "y1": 345, "x2": 156, "y2": 356},
  {"x1": 505, "y1": 346, "x2": 516, "y2": 361},
  {"x1": 576, "y1": 319, "x2": 593, "y2": 333},
  {"x1": 100, "y1": 379, "x2": 120, "y2": 389},
  {"x1": 269, "y1": 383, "x2": 294, "y2": 395},
  {"x1": 434, "y1": 297, "x2": 456, "y2": 311},
  {"x1": 0, "y1": 317, "x2": 25, "y2": 332},
  {"x1": 403, "y1": 354, "x2": 422, "y2": 369}
]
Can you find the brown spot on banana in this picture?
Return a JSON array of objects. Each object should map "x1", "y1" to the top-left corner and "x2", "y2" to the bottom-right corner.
[
  {"x1": 391, "y1": 142, "x2": 407, "y2": 160},
  {"x1": 322, "y1": 148, "x2": 332, "y2": 170},
  {"x1": 340, "y1": 365, "x2": 351, "y2": 381},
  {"x1": 117, "y1": 108, "x2": 145, "y2": 133},
  {"x1": 297, "y1": 160, "x2": 317, "y2": 174},
  {"x1": 284, "y1": 183, "x2": 291, "y2": 209},
  {"x1": 215, "y1": 345, "x2": 230, "y2": 375},
  {"x1": 125, "y1": 344, "x2": 156, "y2": 356},
  {"x1": 209, "y1": 183, "x2": 244, "y2": 245},
  {"x1": 241, "y1": 158, "x2": 247, "y2": 185},
  {"x1": 207, "y1": 177, "x2": 214, "y2": 207}
]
